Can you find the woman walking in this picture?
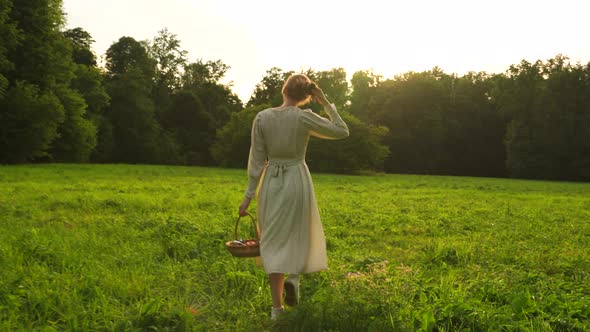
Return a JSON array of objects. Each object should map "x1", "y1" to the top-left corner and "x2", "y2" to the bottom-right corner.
[{"x1": 238, "y1": 74, "x2": 349, "y2": 319}]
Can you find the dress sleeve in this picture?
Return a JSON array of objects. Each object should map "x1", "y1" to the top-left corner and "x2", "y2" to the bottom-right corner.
[
  {"x1": 245, "y1": 113, "x2": 267, "y2": 199},
  {"x1": 300, "y1": 103, "x2": 349, "y2": 139}
]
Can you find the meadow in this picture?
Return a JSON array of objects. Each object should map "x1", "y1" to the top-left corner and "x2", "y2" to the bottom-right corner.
[{"x1": 0, "y1": 164, "x2": 589, "y2": 331}]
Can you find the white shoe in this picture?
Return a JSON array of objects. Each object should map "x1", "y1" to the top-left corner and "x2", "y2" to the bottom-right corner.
[
  {"x1": 284, "y1": 274, "x2": 300, "y2": 306},
  {"x1": 271, "y1": 306, "x2": 284, "y2": 320}
]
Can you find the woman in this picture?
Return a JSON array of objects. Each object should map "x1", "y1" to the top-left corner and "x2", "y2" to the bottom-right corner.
[{"x1": 238, "y1": 74, "x2": 349, "y2": 319}]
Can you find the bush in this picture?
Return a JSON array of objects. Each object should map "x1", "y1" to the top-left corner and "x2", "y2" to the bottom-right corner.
[
  {"x1": 211, "y1": 104, "x2": 269, "y2": 168},
  {"x1": 307, "y1": 112, "x2": 389, "y2": 173}
]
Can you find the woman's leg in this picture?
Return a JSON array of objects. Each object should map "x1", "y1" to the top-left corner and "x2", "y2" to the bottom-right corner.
[
  {"x1": 284, "y1": 274, "x2": 300, "y2": 306},
  {"x1": 269, "y1": 273, "x2": 284, "y2": 308}
]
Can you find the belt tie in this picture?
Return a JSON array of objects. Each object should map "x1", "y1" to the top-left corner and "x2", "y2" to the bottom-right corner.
[{"x1": 268, "y1": 159, "x2": 303, "y2": 187}]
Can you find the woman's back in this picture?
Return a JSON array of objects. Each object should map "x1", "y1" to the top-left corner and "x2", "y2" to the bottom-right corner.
[
  {"x1": 255, "y1": 105, "x2": 349, "y2": 162},
  {"x1": 257, "y1": 107, "x2": 304, "y2": 160}
]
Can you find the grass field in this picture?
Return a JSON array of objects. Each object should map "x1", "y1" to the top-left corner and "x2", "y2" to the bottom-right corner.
[{"x1": 0, "y1": 164, "x2": 589, "y2": 331}]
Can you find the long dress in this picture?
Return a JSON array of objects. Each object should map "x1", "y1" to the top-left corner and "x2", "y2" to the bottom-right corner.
[{"x1": 244, "y1": 103, "x2": 349, "y2": 274}]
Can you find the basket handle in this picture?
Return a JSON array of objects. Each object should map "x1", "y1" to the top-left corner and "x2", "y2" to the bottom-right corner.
[{"x1": 234, "y1": 212, "x2": 259, "y2": 240}]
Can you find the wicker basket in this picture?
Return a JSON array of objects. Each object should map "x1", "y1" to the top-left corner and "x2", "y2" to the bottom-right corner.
[{"x1": 225, "y1": 212, "x2": 260, "y2": 258}]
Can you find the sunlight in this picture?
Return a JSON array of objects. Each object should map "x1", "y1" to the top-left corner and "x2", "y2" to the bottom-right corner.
[{"x1": 63, "y1": 0, "x2": 590, "y2": 101}]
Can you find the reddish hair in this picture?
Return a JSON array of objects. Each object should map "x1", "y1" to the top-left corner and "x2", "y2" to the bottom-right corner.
[{"x1": 282, "y1": 74, "x2": 317, "y2": 105}]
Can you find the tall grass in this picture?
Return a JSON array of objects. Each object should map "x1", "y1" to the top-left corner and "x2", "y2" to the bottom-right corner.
[{"x1": 0, "y1": 164, "x2": 588, "y2": 331}]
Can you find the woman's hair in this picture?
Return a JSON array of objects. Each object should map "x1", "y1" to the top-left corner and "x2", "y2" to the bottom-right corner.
[{"x1": 282, "y1": 74, "x2": 317, "y2": 105}]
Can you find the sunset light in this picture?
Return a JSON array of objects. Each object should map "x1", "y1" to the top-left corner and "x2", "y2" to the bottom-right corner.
[
  {"x1": 63, "y1": 0, "x2": 590, "y2": 102},
  {"x1": 3, "y1": 0, "x2": 590, "y2": 329}
]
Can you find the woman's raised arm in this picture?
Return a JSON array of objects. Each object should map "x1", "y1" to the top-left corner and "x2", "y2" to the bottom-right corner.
[{"x1": 300, "y1": 104, "x2": 349, "y2": 139}]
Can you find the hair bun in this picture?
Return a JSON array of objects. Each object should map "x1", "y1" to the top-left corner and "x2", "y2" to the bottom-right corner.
[{"x1": 282, "y1": 74, "x2": 316, "y2": 104}]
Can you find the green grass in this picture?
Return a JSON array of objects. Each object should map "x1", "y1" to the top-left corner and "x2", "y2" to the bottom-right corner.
[{"x1": 0, "y1": 164, "x2": 589, "y2": 331}]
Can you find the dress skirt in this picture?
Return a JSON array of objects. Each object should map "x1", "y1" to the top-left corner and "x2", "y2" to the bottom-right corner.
[{"x1": 257, "y1": 159, "x2": 327, "y2": 274}]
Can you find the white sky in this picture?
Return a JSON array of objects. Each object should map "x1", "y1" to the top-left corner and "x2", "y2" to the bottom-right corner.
[{"x1": 63, "y1": 0, "x2": 590, "y2": 104}]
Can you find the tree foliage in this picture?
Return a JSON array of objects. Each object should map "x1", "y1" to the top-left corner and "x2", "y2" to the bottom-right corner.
[
  {"x1": 211, "y1": 104, "x2": 268, "y2": 168},
  {"x1": 1, "y1": 0, "x2": 96, "y2": 163},
  {"x1": 167, "y1": 91, "x2": 215, "y2": 165},
  {"x1": 1, "y1": 0, "x2": 589, "y2": 180},
  {"x1": 63, "y1": 27, "x2": 96, "y2": 66},
  {"x1": 496, "y1": 56, "x2": 590, "y2": 180},
  {"x1": 360, "y1": 68, "x2": 507, "y2": 176},
  {"x1": 149, "y1": 28, "x2": 187, "y2": 92},
  {"x1": 306, "y1": 68, "x2": 349, "y2": 110},
  {"x1": 182, "y1": 59, "x2": 229, "y2": 88},
  {"x1": 247, "y1": 67, "x2": 293, "y2": 107},
  {"x1": 182, "y1": 60, "x2": 242, "y2": 130},
  {"x1": 0, "y1": 0, "x2": 19, "y2": 98},
  {"x1": 0, "y1": 82, "x2": 64, "y2": 162},
  {"x1": 307, "y1": 112, "x2": 389, "y2": 173},
  {"x1": 48, "y1": 86, "x2": 97, "y2": 162},
  {"x1": 62, "y1": 28, "x2": 110, "y2": 162},
  {"x1": 103, "y1": 37, "x2": 161, "y2": 163}
]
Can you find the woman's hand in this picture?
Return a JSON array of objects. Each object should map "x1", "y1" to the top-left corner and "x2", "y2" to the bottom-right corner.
[
  {"x1": 239, "y1": 197, "x2": 251, "y2": 216},
  {"x1": 311, "y1": 86, "x2": 330, "y2": 107}
]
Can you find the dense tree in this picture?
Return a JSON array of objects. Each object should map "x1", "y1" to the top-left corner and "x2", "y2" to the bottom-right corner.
[
  {"x1": 48, "y1": 87, "x2": 97, "y2": 162},
  {"x1": 2, "y1": 0, "x2": 589, "y2": 180},
  {"x1": 1, "y1": 0, "x2": 95, "y2": 163},
  {"x1": 0, "y1": 82, "x2": 64, "y2": 162},
  {"x1": 104, "y1": 70, "x2": 163, "y2": 163},
  {"x1": 497, "y1": 56, "x2": 590, "y2": 180},
  {"x1": 182, "y1": 59, "x2": 230, "y2": 88},
  {"x1": 366, "y1": 69, "x2": 449, "y2": 174},
  {"x1": 4, "y1": 0, "x2": 70, "y2": 89},
  {"x1": 62, "y1": 28, "x2": 110, "y2": 162},
  {"x1": 360, "y1": 68, "x2": 508, "y2": 176},
  {"x1": 143, "y1": 30, "x2": 241, "y2": 165},
  {"x1": 63, "y1": 27, "x2": 108, "y2": 111},
  {"x1": 148, "y1": 28, "x2": 187, "y2": 123},
  {"x1": 307, "y1": 112, "x2": 389, "y2": 173},
  {"x1": 439, "y1": 72, "x2": 507, "y2": 176},
  {"x1": 193, "y1": 82, "x2": 242, "y2": 130},
  {"x1": 0, "y1": 0, "x2": 19, "y2": 98},
  {"x1": 181, "y1": 59, "x2": 242, "y2": 129},
  {"x1": 305, "y1": 68, "x2": 349, "y2": 111},
  {"x1": 541, "y1": 57, "x2": 590, "y2": 180},
  {"x1": 211, "y1": 104, "x2": 268, "y2": 167},
  {"x1": 103, "y1": 37, "x2": 162, "y2": 163},
  {"x1": 69, "y1": 64, "x2": 109, "y2": 127},
  {"x1": 149, "y1": 28, "x2": 187, "y2": 91},
  {"x1": 95, "y1": 30, "x2": 242, "y2": 165},
  {"x1": 166, "y1": 91, "x2": 215, "y2": 165},
  {"x1": 52, "y1": 27, "x2": 109, "y2": 162},
  {"x1": 63, "y1": 27, "x2": 96, "y2": 66},
  {"x1": 349, "y1": 70, "x2": 382, "y2": 121},
  {"x1": 247, "y1": 67, "x2": 293, "y2": 107},
  {"x1": 303, "y1": 68, "x2": 389, "y2": 172},
  {"x1": 105, "y1": 36, "x2": 156, "y2": 78}
]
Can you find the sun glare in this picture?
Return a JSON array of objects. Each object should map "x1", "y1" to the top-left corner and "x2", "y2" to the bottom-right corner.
[{"x1": 63, "y1": 0, "x2": 590, "y2": 102}]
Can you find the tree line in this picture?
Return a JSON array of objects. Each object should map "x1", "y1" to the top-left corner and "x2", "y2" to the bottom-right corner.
[{"x1": 1, "y1": 0, "x2": 589, "y2": 181}]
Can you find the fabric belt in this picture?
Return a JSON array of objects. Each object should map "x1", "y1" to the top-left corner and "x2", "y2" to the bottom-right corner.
[{"x1": 267, "y1": 159, "x2": 303, "y2": 186}]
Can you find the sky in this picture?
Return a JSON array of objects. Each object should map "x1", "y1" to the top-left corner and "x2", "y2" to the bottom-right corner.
[{"x1": 63, "y1": 0, "x2": 590, "y2": 103}]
